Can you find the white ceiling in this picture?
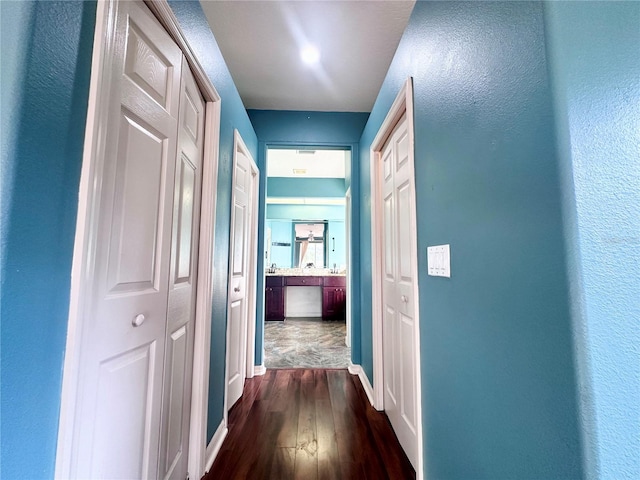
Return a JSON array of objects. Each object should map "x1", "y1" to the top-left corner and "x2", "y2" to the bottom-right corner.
[
  {"x1": 199, "y1": 0, "x2": 416, "y2": 112},
  {"x1": 267, "y1": 148, "x2": 348, "y2": 178}
]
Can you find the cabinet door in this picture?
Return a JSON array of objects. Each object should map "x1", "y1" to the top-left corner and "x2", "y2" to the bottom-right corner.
[
  {"x1": 265, "y1": 286, "x2": 284, "y2": 321},
  {"x1": 322, "y1": 287, "x2": 346, "y2": 320},
  {"x1": 335, "y1": 287, "x2": 346, "y2": 319}
]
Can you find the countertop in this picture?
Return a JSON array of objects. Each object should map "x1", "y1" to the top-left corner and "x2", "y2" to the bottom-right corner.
[{"x1": 265, "y1": 268, "x2": 346, "y2": 277}]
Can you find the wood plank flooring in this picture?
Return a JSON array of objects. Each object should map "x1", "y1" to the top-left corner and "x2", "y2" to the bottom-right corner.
[{"x1": 204, "y1": 369, "x2": 415, "y2": 480}]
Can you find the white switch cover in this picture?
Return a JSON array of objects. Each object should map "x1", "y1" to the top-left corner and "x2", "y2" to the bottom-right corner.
[{"x1": 427, "y1": 244, "x2": 450, "y2": 277}]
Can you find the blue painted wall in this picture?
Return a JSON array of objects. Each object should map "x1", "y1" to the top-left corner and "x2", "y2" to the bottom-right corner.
[
  {"x1": 359, "y1": 2, "x2": 583, "y2": 478},
  {"x1": 266, "y1": 204, "x2": 345, "y2": 221},
  {"x1": 544, "y1": 2, "x2": 640, "y2": 478},
  {"x1": 267, "y1": 177, "x2": 346, "y2": 198},
  {"x1": 249, "y1": 110, "x2": 370, "y2": 146},
  {"x1": 168, "y1": 1, "x2": 258, "y2": 444},
  {"x1": 327, "y1": 221, "x2": 346, "y2": 268},
  {"x1": 248, "y1": 110, "x2": 368, "y2": 366},
  {"x1": 266, "y1": 220, "x2": 294, "y2": 267},
  {"x1": 0, "y1": 2, "x2": 96, "y2": 477}
]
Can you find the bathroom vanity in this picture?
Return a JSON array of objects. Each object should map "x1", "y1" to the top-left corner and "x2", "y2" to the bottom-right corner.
[{"x1": 265, "y1": 271, "x2": 346, "y2": 321}]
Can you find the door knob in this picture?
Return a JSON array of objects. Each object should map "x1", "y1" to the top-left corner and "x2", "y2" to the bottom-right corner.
[
  {"x1": 401, "y1": 295, "x2": 408, "y2": 303},
  {"x1": 234, "y1": 286, "x2": 241, "y2": 292},
  {"x1": 132, "y1": 313, "x2": 146, "y2": 327}
]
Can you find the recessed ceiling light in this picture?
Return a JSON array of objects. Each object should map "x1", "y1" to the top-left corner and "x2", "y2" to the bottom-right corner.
[{"x1": 300, "y1": 45, "x2": 320, "y2": 66}]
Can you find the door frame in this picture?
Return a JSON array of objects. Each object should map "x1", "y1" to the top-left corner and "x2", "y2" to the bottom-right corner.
[
  {"x1": 369, "y1": 78, "x2": 425, "y2": 479},
  {"x1": 262, "y1": 143, "x2": 354, "y2": 358},
  {"x1": 55, "y1": 1, "x2": 221, "y2": 478},
  {"x1": 345, "y1": 186, "x2": 352, "y2": 348},
  {"x1": 223, "y1": 130, "x2": 260, "y2": 419}
]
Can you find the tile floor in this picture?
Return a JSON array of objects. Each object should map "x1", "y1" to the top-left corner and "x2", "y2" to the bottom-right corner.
[{"x1": 264, "y1": 317, "x2": 351, "y2": 368}]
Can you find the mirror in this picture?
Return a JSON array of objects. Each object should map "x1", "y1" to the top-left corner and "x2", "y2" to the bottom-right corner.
[{"x1": 293, "y1": 222, "x2": 326, "y2": 268}]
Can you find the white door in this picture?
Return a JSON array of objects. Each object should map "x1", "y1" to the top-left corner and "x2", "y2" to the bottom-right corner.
[
  {"x1": 226, "y1": 135, "x2": 258, "y2": 409},
  {"x1": 70, "y1": 2, "x2": 183, "y2": 478},
  {"x1": 381, "y1": 113, "x2": 420, "y2": 469},
  {"x1": 158, "y1": 59, "x2": 205, "y2": 480}
]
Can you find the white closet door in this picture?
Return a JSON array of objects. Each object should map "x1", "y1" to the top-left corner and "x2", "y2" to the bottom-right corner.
[
  {"x1": 72, "y1": 2, "x2": 182, "y2": 478},
  {"x1": 158, "y1": 59, "x2": 205, "y2": 480},
  {"x1": 381, "y1": 113, "x2": 420, "y2": 470}
]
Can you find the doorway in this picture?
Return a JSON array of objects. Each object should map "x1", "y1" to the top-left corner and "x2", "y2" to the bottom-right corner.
[
  {"x1": 370, "y1": 78, "x2": 424, "y2": 476},
  {"x1": 263, "y1": 147, "x2": 351, "y2": 368},
  {"x1": 225, "y1": 130, "x2": 260, "y2": 411}
]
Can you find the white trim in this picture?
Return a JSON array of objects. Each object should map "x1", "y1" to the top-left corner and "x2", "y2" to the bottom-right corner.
[
  {"x1": 345, "y1": 187, "x2": 352, "y2": 348},
  {"x1": 55, "y1": 1, "x2": 114, "y2": 476},
  {"x1": 145, "y1": 0, "x2": 219, "y2": 104},
  {"x1": 204, "y1": 420, "x2": 228, "y2": 474},
  {"x1": 55, "y1": 2, "x2": 222, "y2": 479},
  {"x1": 188, "y1": 99, "x2": 221, "y2": 478},
  {"x1": 254, "y1": 364, "x2": 267, "y2": 376},
  {"x1": 245, "y1": 131, "x2": 260, "y2": 380},
  {"x1": 223, "y1": 130, "x2": 260, "y2": 421},
  {"x1": 348, "y1": 363, "x2": 376, "y2": 409},
  {"x1": 369, "y1": 78, "x2": 425, "y2": 479}
]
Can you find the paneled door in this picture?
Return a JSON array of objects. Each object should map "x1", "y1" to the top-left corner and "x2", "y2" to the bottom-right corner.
[
  {"x1": 158, "y1": 59, "x2": 205, "y2": 480},
  {"x1": 70, "y1": 2, "x2": 184, "y2": 478},
  {"x1": 381, "y1": 113, "x2": 420, "y2": 470},
  {"x1": 226, "y1": 133, "x2": 259, "y2": 410}
]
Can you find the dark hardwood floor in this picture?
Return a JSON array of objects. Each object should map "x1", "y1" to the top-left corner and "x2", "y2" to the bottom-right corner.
[{"x1": 204, "y1": 369, "x2": 415, "y2": 480}]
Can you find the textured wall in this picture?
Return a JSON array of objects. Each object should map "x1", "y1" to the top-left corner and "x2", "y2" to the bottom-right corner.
[
  {"x1": 266, "y1": 204, "x2": 345, "y2": 221},
  {"x1": 545, "y1": 2, "x2": 640, "y2": 478},
  {"x1": 327, "y1": 220, "x2": 347, "y2": 268},
  {"x1": 266, "y1": 220, "x2": 294, "y2": 267},
  {"x1": 248, "y1": 110, "x2": 369, "y2": 146},
  {"x1": 0, "y1": 2, "x2": 96, "y2": 477},
  {"x1": 359, "y1": 2, "x2": 583, "y2": 478},
  {"x1": 248, "y1": 110, "x2": 368, "y2": 365},
  {"x1": 168, "y1": 1, "x2": 258, "y2": 444},
  {"x1": 267, "y1": 177, "x2": 346, "y2": 198}
]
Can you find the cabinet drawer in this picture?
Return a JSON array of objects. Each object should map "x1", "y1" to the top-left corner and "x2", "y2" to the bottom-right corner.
[
  {"x1": 285, "y1": 276, "x2": 322, "y2": 286},
  {"x1": 265, "y1": 276, "x2": 284, "y2": 287},
  {"x1": 323, "y1": 276, "x2": 346, "y2": 287}
]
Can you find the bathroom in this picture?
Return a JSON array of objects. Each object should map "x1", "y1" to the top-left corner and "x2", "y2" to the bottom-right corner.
[{"x1": 264, "y1": 148, "x2": 351, "y2": 367}]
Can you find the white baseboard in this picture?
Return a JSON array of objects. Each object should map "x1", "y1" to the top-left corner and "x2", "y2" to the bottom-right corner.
[
  {"x1": 347, "y1": 363, "x2": 360, "y2": 376},
  {"x1": 254, "y1": 364, "x2": 266, "y2": 376},
  {"x1": 348, "y1": 363, "x2": 376, "y2": 409},
  {"x1": 204, "y1": 420, "x2": 228, "y2": 473}
]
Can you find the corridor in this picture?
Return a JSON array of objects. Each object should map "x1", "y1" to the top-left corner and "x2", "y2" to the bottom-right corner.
[{"x1": 205, "y1": 369, "x2": 415, "y2": 479}]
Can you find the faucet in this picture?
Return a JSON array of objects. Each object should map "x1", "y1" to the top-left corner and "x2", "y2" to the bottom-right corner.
[{"x1": 269, "y1": 263, "x2": 277, "y2": 273}]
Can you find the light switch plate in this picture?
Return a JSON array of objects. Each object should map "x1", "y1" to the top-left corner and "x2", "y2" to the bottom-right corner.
[{"x1": 427, "y1": 244, "x2": 450, "y2": 277}]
